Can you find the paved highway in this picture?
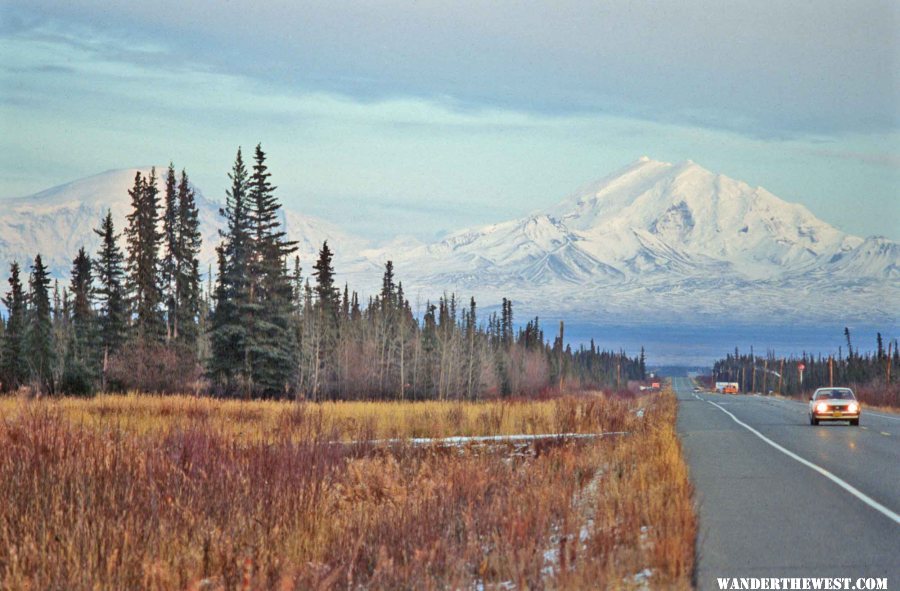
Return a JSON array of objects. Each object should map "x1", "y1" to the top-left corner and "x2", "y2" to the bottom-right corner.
[{"x1": 674, "y1": 377, "x2": 900, "y2": 590}]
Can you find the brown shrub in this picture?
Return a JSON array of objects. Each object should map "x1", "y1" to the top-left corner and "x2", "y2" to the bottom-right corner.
[{"x1": 106, "y1": 340, "x2": 202, "y2": 394}]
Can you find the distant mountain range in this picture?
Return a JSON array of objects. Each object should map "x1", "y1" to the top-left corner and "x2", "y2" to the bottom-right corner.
[
  {"x1": 2, "y1": 158, "x2": 897, "y2": 325},
  {"x1": 0, "y1": 167, "x2": 372, "y2": 280}
]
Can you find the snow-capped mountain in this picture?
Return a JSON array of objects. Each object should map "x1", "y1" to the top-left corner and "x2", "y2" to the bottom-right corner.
[
  {"x1": 0, "y1": 168, "x2": 369, "y2": 278},
  {"x1": 379, "y1": 158, "x2": 897, "y2": 323},
  {"x1": 1, "y1": 158, "x2": 896, "y2": 324}
]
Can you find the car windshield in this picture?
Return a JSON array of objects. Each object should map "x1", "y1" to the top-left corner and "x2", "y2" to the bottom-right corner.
[{"x1": 818, "y1": 389, "x2": 853, "y2": 400}]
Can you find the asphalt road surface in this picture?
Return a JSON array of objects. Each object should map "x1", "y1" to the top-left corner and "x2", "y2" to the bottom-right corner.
[{"x1": 674, "y1": 377, "x2": 900, "y2": 590}]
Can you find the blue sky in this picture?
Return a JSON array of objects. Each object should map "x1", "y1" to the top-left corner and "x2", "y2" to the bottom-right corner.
[{"x1": 1, "y1": 0, "x2": 898, "y2": 241}]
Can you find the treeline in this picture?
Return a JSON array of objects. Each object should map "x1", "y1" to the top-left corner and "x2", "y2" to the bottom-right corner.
[
  {"x1": 0, "y1": 161, "x2": 205, "y2": 395},
  {"x1": 711, "y1": 328, "x2": 897, "y2": 397},
  {"x1": 0, "y1": 145, "x2": 645, "y2": 399}
]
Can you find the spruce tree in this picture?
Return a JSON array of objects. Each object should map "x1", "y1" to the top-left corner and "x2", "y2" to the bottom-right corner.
[
  {"x1": 244, "y1": 144, "x2": 298, "y2": 395},
  {"x1": 209, "y1": 149, "x2": 252, "y2": 392},
  {"x1": 381, "y1": 260, "x2": 396, "y2": 309},
  {"x1": 162, "y1": 163, "x2": 179, "y2": 340},
  {"x1": 175, "y1": 169, "x2": 202, "y2": 345},
  {"x1": 93, "y1": 210, "x2": 128, "y2": 361},
  {"x1": 313, "y1": 241, "x2": 340, "y2": 314},
  {"x1": 124, "y1": 168, "x2": 165, "y2": 340},
  {"x1": 26, "y1": 255, "x2": 54, "y2": 392},
  {"x1": 69, "y1": 248, "x2": 95, "y2": 354},
  {"x1": 63, "y1": 247, "x2": 98, "y2": 394},
  {"x1": 311, "y1": 241, "x2": 340, "y2": 398},
  {"x1": 0, "y1": 262, "x2": 27, "y2": 391}
]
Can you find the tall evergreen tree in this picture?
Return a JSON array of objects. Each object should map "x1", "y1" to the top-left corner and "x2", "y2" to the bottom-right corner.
[
  {"x1": 209, "y1": 148, "x2": 252, "y2": 391},
  {"x1": 0, "y1": 262, "x2": 27, "y2": 391},
  {"x1": 310, "y1": 241, "x2": 340, "y2": 398},
  {"x1": 63, "y1": 247, "x2": 99, "y2": 394},
  {"x1": 93, "y1": 210, "x2": 128, "y2": 361},
  {"x1": 124, "y1": 168, "x2": 165, "y2": 340},
  {"x1": 26, "y1": 255, "x2": 54, "y2": 392},
  {"x1": 244, "y1": 144, "x2": 298, "y2": 395},
  {"x1": 313, "y1": 241, "x2": 340, "y2": 314},
  {"x1": 69, "y1": 248, "x2": 96, "y2": 359},
  {"x1": 381, "y1": 260, "x2": 396, "y2": 309},
  {"x1": 162, "y1": 163, "x2": 179, "y2": 341},
  {"x1": 175, "y1": 169, "x2": 202, "y2": 344}
]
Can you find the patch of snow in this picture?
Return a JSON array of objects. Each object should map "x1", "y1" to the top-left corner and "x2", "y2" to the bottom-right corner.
[
  {"x1": 629, "y1": 567, "x2": 654, "y2": 589},
  {"x1": 343, "y1": 432, "x2": 628, "y2": 447}
]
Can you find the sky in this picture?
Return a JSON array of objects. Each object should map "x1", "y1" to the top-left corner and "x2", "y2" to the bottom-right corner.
[{"x1": 1, "y1": 0, "x2": 898, "y2": 242}]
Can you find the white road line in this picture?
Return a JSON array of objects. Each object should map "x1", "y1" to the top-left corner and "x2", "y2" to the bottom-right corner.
[
  {"x1": 705, "y1": 399, "x2": 900, "y2": 526},
  {"x1": 867, "y1": 412, "x2": 900, "y2": 422}
]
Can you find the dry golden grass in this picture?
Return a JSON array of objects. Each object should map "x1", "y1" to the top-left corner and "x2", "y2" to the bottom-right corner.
[
  {"x1": 0, "y1": 389, "x2": 695, "y2": 590},
  {"x1": 0, "y1": 394, "x2": 628, "y2": 441}
]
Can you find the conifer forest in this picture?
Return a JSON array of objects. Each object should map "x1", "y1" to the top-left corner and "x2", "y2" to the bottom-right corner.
[{"x1": 0, "y1": 146, "x2": 645, "y2": 400}]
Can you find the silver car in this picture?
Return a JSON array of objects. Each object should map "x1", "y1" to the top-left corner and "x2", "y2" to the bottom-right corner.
[{"x1": 808, "y1": 387, "x2": 860, "y2": 426}]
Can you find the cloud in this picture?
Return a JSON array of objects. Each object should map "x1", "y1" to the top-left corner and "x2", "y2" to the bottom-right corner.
[
  {"x1": 808, "y1": 149, "x2": 900, "y2": 170},
  {"x1": 2, "y1": 3, "x2": 899, "y2": 243},
  {"x1": 5, "y1": 0, "x2": 899, "y2": 137}
]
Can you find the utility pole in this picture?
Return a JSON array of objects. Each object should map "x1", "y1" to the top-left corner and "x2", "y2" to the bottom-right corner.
[
  {"x1": 558, "y1": 320, "x2": 564, "y2": 393},
  {"x1": 887, "y1": 341, "x2": 893, "y2": 384},
  {"x1": 750, "y1": 347, "x2": 755, "y2": 393},
  {"x1": 828, "y1": 355, "x2": 833, "y2": 387},
  {"x1": 778, "y1": 359, "x2": 784, "y2": 394}
]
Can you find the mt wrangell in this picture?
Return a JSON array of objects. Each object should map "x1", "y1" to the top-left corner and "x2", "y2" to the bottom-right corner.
[{"x1": 2, "y1": 158, "x2": 896, "y2": 325}]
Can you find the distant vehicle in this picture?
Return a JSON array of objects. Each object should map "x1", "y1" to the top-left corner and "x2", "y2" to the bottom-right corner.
[
  {"x1": 808, "y1": 387, "x2": 860, "y2": 426},
  {"x1": 692, "y1": 386, "x2": 701, "y2": 392},
  {"x1": 715, "y1": 381, "x2": 739, "y2": 394}
]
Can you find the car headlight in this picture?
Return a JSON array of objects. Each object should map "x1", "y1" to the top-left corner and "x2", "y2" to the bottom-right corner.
[
  {"x1": 816, "y1": 402, "x2": 829, "y2": 413},
  {"x1": 848, "y1": 402, "x2": 859, "y2": 414}
]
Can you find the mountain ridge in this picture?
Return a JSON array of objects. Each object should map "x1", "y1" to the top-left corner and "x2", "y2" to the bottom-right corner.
[
  {"x1": 0, "y1": 167, "x2": 368, "y2": 279},
  {"x1": 1, "y1": 158, "x2": 896, "y2": 324}
]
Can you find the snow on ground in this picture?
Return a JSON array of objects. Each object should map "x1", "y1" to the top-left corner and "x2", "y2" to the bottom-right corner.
[{"x1": 342, "y1": 432, "x2": 629, "y2": 447}]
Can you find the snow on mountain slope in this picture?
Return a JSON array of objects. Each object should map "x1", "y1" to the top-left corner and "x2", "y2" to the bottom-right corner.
[
  {"x1": 822, "y1": 236, "x2": 900, "y2": 280},
  {"x1": 0, "y1": 168, "x2": 368, "y2": 278},
  {"x1": 385, "y1": 157, "x2": 870, "y2": 282},
  {"x1": 380, "y1": 158, "x2": 897, "y2": 323},
  {"x1": 548, "y1": 158, "x2": 860, "y2": 279},
  {"x1": 1, "y1": 159, "x2": 896, "y2": 324}
]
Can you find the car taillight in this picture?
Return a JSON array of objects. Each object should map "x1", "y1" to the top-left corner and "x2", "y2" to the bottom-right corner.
[
  {"x1": 816, "y1": 402, "x2": 829, "y2": 413},
  {"x1": 848, "y1": 402, "x2": 859, "y2": 414}
]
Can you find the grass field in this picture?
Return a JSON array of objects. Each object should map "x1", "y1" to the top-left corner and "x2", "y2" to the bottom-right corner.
[{"x1": 0, "y1": 389, "x2": 696, "y2": 590}]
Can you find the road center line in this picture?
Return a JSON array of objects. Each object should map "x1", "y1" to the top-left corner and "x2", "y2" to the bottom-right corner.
[{"x1": 705, "y1": 399, "x2": 900, "y2": 526}]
